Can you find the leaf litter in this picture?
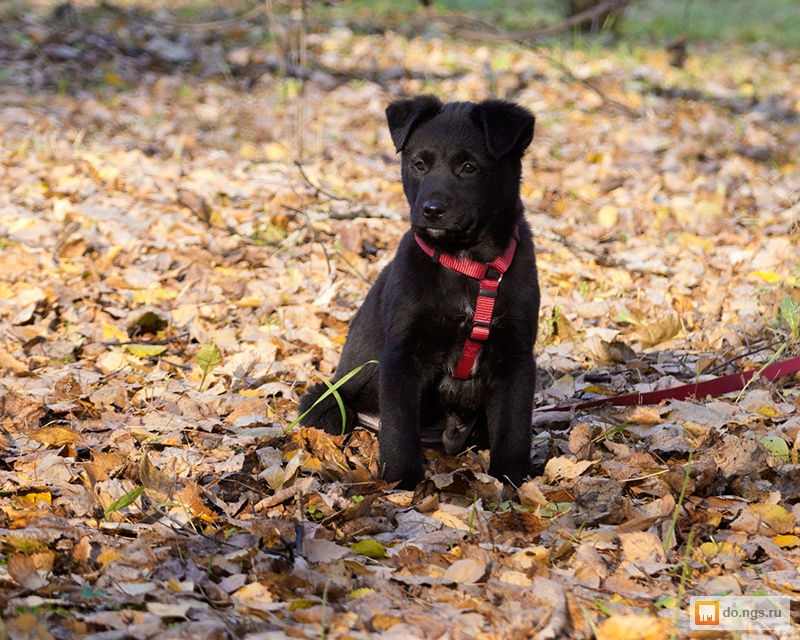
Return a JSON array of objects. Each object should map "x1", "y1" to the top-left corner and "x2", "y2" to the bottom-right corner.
[{"x1": 0, "y1": 2, "x2": 800, "y2": 639}]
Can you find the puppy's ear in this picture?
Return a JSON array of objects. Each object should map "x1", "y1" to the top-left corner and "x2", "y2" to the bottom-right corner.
[
  {"x1": 474, "y1": 100, "x2": 535, "y2": 159},
  {"x1": 386, "y1": 94, "x2": 443, "y2": 153}
]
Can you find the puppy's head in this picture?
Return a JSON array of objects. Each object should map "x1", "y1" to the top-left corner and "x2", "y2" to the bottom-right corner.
[{"x1": 386, "y1": 95, "x2": 535, "y2": 248}]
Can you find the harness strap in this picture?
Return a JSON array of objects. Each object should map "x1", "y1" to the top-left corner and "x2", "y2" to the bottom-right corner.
[{"x1": 415, "y1": 227, "x2": 519, "y2": 379}]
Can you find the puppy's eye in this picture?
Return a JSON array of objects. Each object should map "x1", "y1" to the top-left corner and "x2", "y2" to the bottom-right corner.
[
  {"x1": 461, "y1": 162, "x2": 478, "y2": 175},
  {"x1": 413, "y1": 160, "x2": 426, "y2": 171}
]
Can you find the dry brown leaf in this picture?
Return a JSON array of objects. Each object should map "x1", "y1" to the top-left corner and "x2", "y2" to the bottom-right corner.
[
  {"x1": 140, "y1": 453, "x2": 179, "y2": 499},
  {"x1": 730, "y1": 503, "x2": 796, "y2": 536},
  {"x1": 595, "y1": 614, "x2": 672, "y2": 640},
  {"x1": 232, "y1": 582, "x2": 284, "y2": 613},
  {"x1": 28, "y1": 426, "x2": 82, "y2": 447},
  {"x1": 0, "y1": 345, "x2": 31, "y2": 375},
  {"x1": 636, "y1": 311, "x2": 682, "y2": 347},
  {"x1": 545, "y1": 456, "x2": 595, "y2": 481},
  {"x1": 517, "y1": 480, "x2": 549, "y2": 508},
  {"x1": 4, "y1": 613, "x2": 55, "y2": 640},
  {"x1": 619, "y1": 532, "x2": 666, "y2": 563},
  {"x1": 8, "y1": 554, "x2": 49, "y2": 590},
  {"x1": 442, "y1": 558, "x2": 489, "y2": 585}
]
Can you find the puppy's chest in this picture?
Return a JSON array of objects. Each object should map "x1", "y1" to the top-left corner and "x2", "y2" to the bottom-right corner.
[
  {"x1": 429, "y1": 284, "x2": 478, "y2": 330},
  {"x1": 422, "y1": 285, "x2": 503, "y2": 353}
]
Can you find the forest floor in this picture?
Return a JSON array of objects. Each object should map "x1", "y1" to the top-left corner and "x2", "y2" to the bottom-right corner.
[{"x1": 0, "y1": 3, "x2": 799, "y2": 639}]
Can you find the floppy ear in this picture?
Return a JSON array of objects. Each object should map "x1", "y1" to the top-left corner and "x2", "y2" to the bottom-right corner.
[
  {"x1": 473, "y1": 100, "x2": 535, "y2": 159},
  {"x1": 385, "y1": 94, "x2": 444, "y2": 153}
]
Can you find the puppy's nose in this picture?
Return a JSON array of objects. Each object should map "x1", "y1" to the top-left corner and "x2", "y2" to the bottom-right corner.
[{"x1": 421, "y1": 200, "x2": 447, "y2": 220}]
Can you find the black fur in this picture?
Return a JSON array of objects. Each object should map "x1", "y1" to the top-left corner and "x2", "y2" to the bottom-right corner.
[{"x1": 298, "y1": 95, "x2": 540, "y2": 489}]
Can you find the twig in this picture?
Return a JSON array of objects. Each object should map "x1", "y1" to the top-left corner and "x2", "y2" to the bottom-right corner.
[
  {"x1": 545, "y1": 53, "x2": 638, "y2": 118},
  {"x1": 701, "y1": 339, "x2": 785, "y2": 377},
  {"x1": 52, "y1": 221, "x2": 81, "y2": 263},
  {"x1": 100, "y1": 0, "x2": 268, "y2": 30},
  {"x1": 536, "y1": 227, "x2": 676, "y2": 276},
  {"x1": 433, "y1": 0, "x2": 638, "y2": 43},
  {"x1": 293, "y1": 160, "x2": 363, "y2": 206}
]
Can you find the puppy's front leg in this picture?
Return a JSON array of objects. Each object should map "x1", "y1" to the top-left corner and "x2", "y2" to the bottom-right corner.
[
  {"x1": 378, "y1": 346, "x2": 424, "y2": 489},
  {"x1": 486, "y1": 356, "x2": 535, "y2": 486}
]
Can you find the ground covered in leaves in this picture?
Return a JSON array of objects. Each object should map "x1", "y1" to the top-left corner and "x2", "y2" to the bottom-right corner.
[{"x1": 1, "y1": 3, "x2": 800, "y2": 639}]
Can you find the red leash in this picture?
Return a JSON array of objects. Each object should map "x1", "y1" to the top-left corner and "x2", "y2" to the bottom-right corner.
[
  {"x1": 536, "y1": 353, "x2": 800, "y2": 412},
  {"x1": 415, "y1": 228, "x2": 519, "y2": 379}
]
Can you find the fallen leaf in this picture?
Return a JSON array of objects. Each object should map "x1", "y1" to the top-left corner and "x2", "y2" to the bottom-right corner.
[
  {"x1": 545, "y1": 456, "x2": 595, "y2": 481},
  {"x1": 232, "y1": 582, "x2": 284, "y2": 613},
  {"x1": 731, "y1": 504, "x2": 796, "y2": 536},
  {"x1": 350, "y1": 539, "x2": 387, "y2": 559},
  {"x1": 619, "y1": 532, "x2": 666, "y2": 563},
  {"x1": 442, "y1": 558, "x2": 488, "y2": 585},
  {"x1": 595, "y1": 614, "x2": 672, "y2": 640},
  {"x1": 8, "y1": 554, "x2": 49, "y2": 590}
]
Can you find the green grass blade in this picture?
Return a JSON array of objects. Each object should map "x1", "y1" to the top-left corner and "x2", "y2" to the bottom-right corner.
[
  {"x1": 318, "y1": 375, "x2": 348, "y2": 434},
  {"x1": 104, "y1": 485, "x2": 145, "y2": 518},
  {"x1": 287, "y1": 360, "x2": 378, "y2": 433}
]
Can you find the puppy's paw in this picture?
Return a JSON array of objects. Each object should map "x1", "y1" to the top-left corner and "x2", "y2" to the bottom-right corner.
[
  {"x1": 297, "y1": 383, "x2": 356, "y2": 435},
  {"x1": 382, "y1": 460, "x2": 424, "y2": 490},
  {"x1": 488, "y1": 457, "x2": 530, "y2": 487}
]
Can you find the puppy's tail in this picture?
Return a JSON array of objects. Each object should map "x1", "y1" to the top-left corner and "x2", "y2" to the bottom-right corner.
[{"x1": 297, "y1": 382, "x2": 358, "y2": 436}]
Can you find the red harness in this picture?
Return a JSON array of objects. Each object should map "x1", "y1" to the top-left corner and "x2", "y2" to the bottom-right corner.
[{"x1": 414, "y1": 227, "x2": 519, "y2": 379}]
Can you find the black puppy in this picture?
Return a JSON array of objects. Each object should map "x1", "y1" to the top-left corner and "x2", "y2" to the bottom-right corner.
[{"x1": 298, "y1": 95, "x2": 540, "y2": 490}]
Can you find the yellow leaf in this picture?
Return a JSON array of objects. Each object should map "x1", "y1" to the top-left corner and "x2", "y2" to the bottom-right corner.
[
  {"x1": 238, "y1": 141, "x2": 260, "y2": 159},
  {"x1": 372, "y1": 614, "x2": 403, "y2": 630},
  {"x1": 214, "y1": 267, "x2": 240, "y2": 278},
  {"x1": 693, "y1": 541, "x2": 745, "y2": 562},
  {"x1": 264, "y1": 142, "x2": 288, "y2": 162},
  {"x1": 350, "y1": 539, "x2": 386, "y2": 559},
  {"x1": 678, "y1": 232, "x2": 714, "y2": 252},
  {"x1": 17, "y1": 491, "x2": 52, "y2": 507},
  {"x1": 430, "y1": 509, "x2": 471, "y2": 531},
  {"x1": 597, "y1": 204, "x2": 618, "y2": 229},
  {"x1": 586, "y1": 151, "x2": 603, "y2": 164},
  {"x1": 58, "y1": 261, "x2": 85, "y2": 277},
  {"x1": 101, "y1": 321, "x2": 128, "y2": 343},
  {"x1": 104, "y1": 72, "x2": 126, "y2": 87},
  {"x1": 166, "y1": 578, "x2": 184, "y2": 592},
  {"x1": 748, "y1": 270, "x2": 781, "y2": 284},
  {"x1": 510, "y1": 546, "x2": 550, "y2": 569},
  {"x1": 581, "y1": 385, "x2": 616, "y2": 396},
  {"x1": 132, "y1": 290, "x2": 158, "y2": 305},
  {"x1": 596, "y1": 614, "x2": 671, "y2": 640},
  {"x1": 126, "y1": 344, "x2": 167, "y2": 358},
  {"x1": 625, "y1": 90, "x2": 643, "y2": 110},
  {"x1": 348, "y1": 588, "x2": 375, "y2": 599},
  {"x1": 497, "y1": 569, "x2": 532, "y2": 587},
  {"x1": 756, "y1": 405, "x2": 781, "y2": 418},
  {"x1": 695, "y1": 194, "x2": 724, "y2": 217},
  {"x1": 773, "y1": 535, "x2": 800, "y2": 548},
  {"x1": 731, "y1": 503, "x2": 796, "y2": 536},
  {"x1": 233, "y1": 296, "x2": 262, "y2": 308},
  {"x1": 97, "y1": 549, "x2": 122, "y2": 567},
  {"x1": 28, "y1": 426, "x2": 82, "y2": 446},
  {"x1": 232, "y1": 582, "x2": 283, "y2": 613}
]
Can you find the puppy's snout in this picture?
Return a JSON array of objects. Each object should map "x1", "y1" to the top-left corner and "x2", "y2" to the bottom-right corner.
[{"x1": 421, "y1": 200, "x2": 447, "y2": 220}]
